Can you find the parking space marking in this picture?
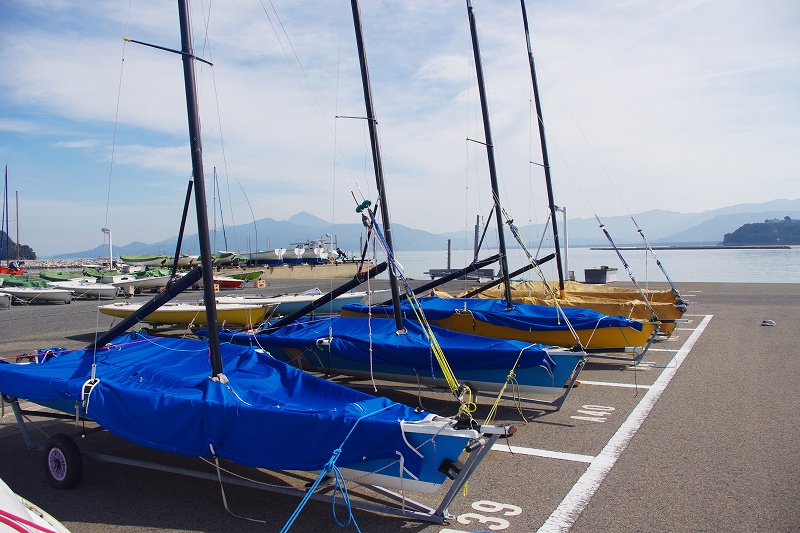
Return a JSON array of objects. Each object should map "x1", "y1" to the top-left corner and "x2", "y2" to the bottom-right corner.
[
  {"x1": 537, "y1": 314, "x2": 713, "y2": 532},
  {"x1": 491, "y1": 444, "x2": 595, "y2": 464},
  {"x1": 577, "y1": 380, "x2": 652, "y2": 389}
]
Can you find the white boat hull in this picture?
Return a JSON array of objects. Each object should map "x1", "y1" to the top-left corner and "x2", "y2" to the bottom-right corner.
[
  {"x1": 214, "y1": 289, "x2": 369, "y2": 315},
  {"x1": 48, "y1": 280, "x2": 118, "y2": 300},
  {"x1": 0, "y1": 287, "x2": 72, "y2": 304},
  {"x1": 0, "y1": 476, "x2": 71, "y2": 533},
  {"x1": 247, "y1": 248, "x2": 286, "y2": 265},
  {"x1": 105, "y1": 275, "x2": 171, "y2": 295}
]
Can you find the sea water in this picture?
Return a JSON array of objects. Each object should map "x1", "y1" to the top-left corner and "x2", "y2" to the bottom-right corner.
[{"x1": 385, "y1": 246, "x2": 800, "y2": 284}]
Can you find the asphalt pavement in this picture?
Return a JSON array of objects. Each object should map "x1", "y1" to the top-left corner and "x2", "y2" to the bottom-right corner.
[{"x1": 0, "y1": 280, "x2": 797, "y2": 532}]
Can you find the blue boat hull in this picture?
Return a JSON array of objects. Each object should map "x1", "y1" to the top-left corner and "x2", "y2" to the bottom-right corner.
[{"x1": 216, "y1": 317, "x2": 585, "y2": 396}]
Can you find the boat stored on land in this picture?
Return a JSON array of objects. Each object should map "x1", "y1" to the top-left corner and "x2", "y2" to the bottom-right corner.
[
  {"x1": 213, "y1": 287, "x2": 368, "y2": 316},
  {"x1": 48, "y1": 279, "x2": 118, "y2": 300},
  {"x1": 213, "y1": 316, "x2": 585, "y2": 407},
  {"x1": 98, "y1": 301, "x2": 273, "y2": 328},
  {"x1": 346, "y1": 294, "x2": 657, "y2": 352},
  {"x1": 0, "y1": 286, "x2": 72, "y2": 304},
  {"x1": 0, "y1": 332, "x2": 509, "y2": 497},
  {"x1": 0, "y1": 475, "x2": 71, "y2": 533}
]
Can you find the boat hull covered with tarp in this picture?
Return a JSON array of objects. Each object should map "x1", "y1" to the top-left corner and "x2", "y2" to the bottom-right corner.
[
  {"x1": 0, "y1": 333, "x2": 481, "y2": 494},
  {"x1": 214, "y1": 317, "x2": 584, "y2": 396},
  {"x1": 466, "y1": 280, "x2": 686, "y2": 335},
  {"x1": 342, "y1": 295, "x2": 655, "y2": 351}
]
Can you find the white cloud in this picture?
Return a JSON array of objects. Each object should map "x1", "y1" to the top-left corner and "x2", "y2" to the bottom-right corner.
[{"x1": 2, "y1": 0, "x2": 798, "y2": 256}]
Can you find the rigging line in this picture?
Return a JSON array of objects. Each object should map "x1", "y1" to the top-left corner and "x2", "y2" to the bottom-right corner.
[
  {"x1": 360, "y1": 206, "x2": 475, "y2": 414},
  {"x1": 517, "y1": 17, "x2": 677, "y2": 289},
  {"x1": 104, "y1": 0, "x2": 134, "y2": 240},
  {"x1": 257, "y1": 0, "x2": 362, "y2": 193},
  {"x1": 193, "y1": 1, "x2": 240, "y2": 252},
  {"x1": 594, "y1": 214, "x2": 660, "y2": 321},
  {"x1": 502, "y1": 206, "x2": 582, "y2": 346},
  {"x1": 194, "y1": 1, "x2": 261, "y2": 254},
  {"x1": 379, "y1": 0, "x2": 462, "y2": 134}
]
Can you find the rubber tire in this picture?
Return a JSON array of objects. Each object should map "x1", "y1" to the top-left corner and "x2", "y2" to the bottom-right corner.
[{"x1": 44, "y1": 434, "x2": 83, "y2": 489}]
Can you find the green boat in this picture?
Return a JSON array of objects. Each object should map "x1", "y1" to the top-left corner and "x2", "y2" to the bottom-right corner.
[
  {"x1": 136, "y1": 267, "x2": 172, "y2": 278},
  {"x1": 0, "y1": 274, "x2": 49, "y2": 288},
  {"x1": 227, "y1": 270, "x2": 264, "y2": 282},
  {"x1": 38, "y1": 270, "x2": 85, "y2": 282},
  {"x1": 83, "y1": 267, "x2": 121, "y2": 279},
  {"x1": 119, "y1": 254, "x2": 169, "y2": 266}
]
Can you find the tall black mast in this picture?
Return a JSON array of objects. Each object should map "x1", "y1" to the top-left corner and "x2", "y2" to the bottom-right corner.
[
  {"x1": 350, "y1": 0, "x2": 404, "y2": 332},
  {"x1": 178, "y1": 0, "x2": 223, "y2": 378},
  {"x1": 519, "y1": 0, "x2": 565, "y2": 292},
  {"x1": 466, "y1": 0, "x2": 514, "y2": 308}
]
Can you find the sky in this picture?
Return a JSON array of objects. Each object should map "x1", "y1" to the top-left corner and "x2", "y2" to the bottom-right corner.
[{"x1": 1, "y1": 0, "x2": 798, "y2": 257}]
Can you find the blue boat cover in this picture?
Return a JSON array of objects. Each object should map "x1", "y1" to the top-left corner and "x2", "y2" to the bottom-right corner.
[
  {"x1": 343, "y1": 295, "x2": 643, "y2": 332},
  {"x1": 0, "y1": 333, "x2": 433, "y2": 474},
  {"x1": 219, "y1": 317, "x2": 556, "y2": 376}
]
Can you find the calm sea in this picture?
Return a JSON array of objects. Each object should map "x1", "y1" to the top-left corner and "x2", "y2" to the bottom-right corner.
[{"x1": 383, "y1": 246, "x2": 800, "y2": 284}]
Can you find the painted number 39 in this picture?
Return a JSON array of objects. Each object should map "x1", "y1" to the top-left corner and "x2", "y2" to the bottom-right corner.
[{"x1": 440, "y1": 500, "x2": 522, "y2": 532}]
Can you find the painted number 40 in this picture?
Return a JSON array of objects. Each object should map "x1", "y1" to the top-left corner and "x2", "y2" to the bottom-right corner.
[{"x1": 440, "y1": 500, "x2": 522, "y2": 532}]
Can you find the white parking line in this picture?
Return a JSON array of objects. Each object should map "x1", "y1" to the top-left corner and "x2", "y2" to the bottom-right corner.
[
  {"x1": 576, "y1": 380, "x2": 652, "y2": 389},
  {"x1": 491, "y1": 444, "x2": 594, "y2": 464},
  {"x1": 537, "y1": 314, "x2": 713, "y2": 532}
]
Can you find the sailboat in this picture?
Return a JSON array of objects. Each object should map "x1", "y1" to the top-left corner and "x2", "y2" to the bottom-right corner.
[
  {"x1": 342, "y1": 294, "x2": 656, "y2": 353},
  {"x1": 0, "y1": 2, "x2": 510, "y2": 525},
  {"x1": 331, "y1": 2, "x2": 646, "y2": 360},
  {"x1": 210, "y1": 0, "x2": 585, "y2": 409},
  {"x1": 1, "y1": 165, "x2": 24, "y2": 276},
  {"x1": 461, "y1": 0, "x2": 687, "y2": 336}
]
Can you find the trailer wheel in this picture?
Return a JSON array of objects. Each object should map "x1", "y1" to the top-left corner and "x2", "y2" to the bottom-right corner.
[{"x1": 44, "y1": 434, "x2": 83, "y2": 489}]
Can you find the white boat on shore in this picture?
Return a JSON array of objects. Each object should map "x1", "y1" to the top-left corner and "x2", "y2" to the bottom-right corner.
[
  {"x1": 0, "y1": 476, "x2": 71, "y2": 533},
  {"x1": 301, "y1": 241, "x2": 329, "y2": 264},
  {"x1": 102, "y1": 275, "x2": 171, "y2": 295},
  {"x1": 0, "y1": 286, "x2": 72, "y2": 304},
  {"x1": 48, "y1": 279, "x2": 118, "y2": 300},
  {"x1": 245, "y1": 248, "x2": 286, "y2": 266},
  {"x1": 0, "y1": 291, "x2": 10, "y2": 309},
  {"x1": 283, "y1": 245, "x2": 305, "y2": 265},
  {"x1": 213, "y1": 287, "x2": 371, "y2": 315}
]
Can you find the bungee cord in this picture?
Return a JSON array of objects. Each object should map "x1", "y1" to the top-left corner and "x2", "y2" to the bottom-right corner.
[{"x1": 355, "y1": 201, "x2": 476, "y2": 419}]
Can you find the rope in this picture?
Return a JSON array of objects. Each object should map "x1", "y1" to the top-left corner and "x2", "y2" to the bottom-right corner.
[
  {"x1": 357, "y1": 203, "x2": 476, "y2": 418},
  {"x1": 595, "y1": 215, "x2": 659, "y2": 323},
  {"x1": 631, "y1": 216, "x2": 683, "y2": 300},
  {"x1": 501, "y1": 207, "x2": 583, "y2": 347},
  {"x1": 280, "y1": 402, "x2": 401, "y2": 532}
]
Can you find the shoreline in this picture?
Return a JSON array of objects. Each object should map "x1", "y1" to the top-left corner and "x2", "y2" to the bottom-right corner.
[{"x1": 590, "y1": 244, "x2": 791, "y2": 250}]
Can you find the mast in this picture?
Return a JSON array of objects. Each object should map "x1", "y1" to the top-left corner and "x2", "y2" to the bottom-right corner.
[
  {"x1": 2, "y1": 165, "x2": 7, "y2": 265},
  {"x1": 178, "y1": 0, "x2": 223, "y2": 378},
  {"x1": 519, "y1": 0, "x2": 565, "y2": 292},
  {"x1": 350, "y1": 0, "x2": 404, "y2": 331},
  {"x1": 466, "y1": 0, "x2": 513, "y2": 308},
  {"x1": 15, "y1": 191, "x2": 19, "y2": 262}
]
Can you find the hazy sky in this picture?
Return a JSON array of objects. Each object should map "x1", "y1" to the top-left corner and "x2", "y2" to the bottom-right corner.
[{"x1": 1, "y1": 0, "x2": 798, "y2": 257}]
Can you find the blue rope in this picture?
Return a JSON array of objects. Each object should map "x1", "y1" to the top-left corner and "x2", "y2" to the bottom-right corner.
[{"x1": 279, "y1": 402, "x2": 400, "y2": 532}]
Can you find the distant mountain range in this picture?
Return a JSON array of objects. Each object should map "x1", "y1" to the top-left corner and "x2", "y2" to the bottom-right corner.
[{"x1": 46, "y1": 198, "x2": 800, "y2": 259}]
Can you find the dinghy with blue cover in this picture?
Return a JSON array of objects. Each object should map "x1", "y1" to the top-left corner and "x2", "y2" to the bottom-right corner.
[
  {"x1": 209, "y1": 316, "x2": 585, "y2": 405},
  {"x1": 0, "y1": 332, "x2": 498, "y2": 495},
  {"x1": 342, "y1": 294, "x2": 656, "y2": 352},
  {"x1": 0, "y1": 1, "x2": 514, "y2": 527}
]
